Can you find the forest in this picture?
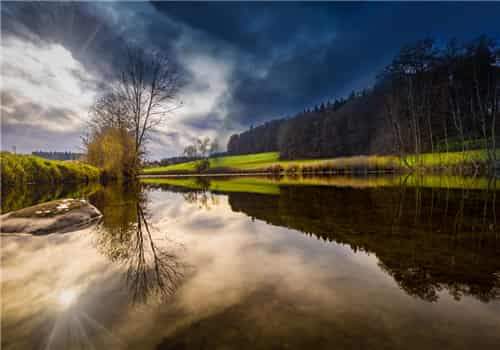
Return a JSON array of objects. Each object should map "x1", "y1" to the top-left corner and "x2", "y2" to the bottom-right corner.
[{"x1": 227, "y1": 36, "x2": 500, "y2": 163}]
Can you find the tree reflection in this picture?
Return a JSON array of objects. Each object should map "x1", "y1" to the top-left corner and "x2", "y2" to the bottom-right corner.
[
  {"x1": 182, "y1": 190, "x2": 219, "y2": 210},
  {"x1": 90, "y1": 182, "x2": 183, "y2": 303},
  {"x1": 144, "y1": 177, "x2": 220, "y2": 210},
  {"x1": 126, "y1": 203, "x2": 183, "y2": 302},
  {"x1": 223, "y1": 179, "x2": 500, "y2": 302}
]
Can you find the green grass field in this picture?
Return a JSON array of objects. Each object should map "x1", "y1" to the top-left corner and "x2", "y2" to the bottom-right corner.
[
  {"x1": 1, "y1": 152, "x2": 101, "y2": 187},
  {"x1": 142, "y1": 152, "x2": 281, "y2": 174},
  {"x1": 142, "y1": 149, "x2": 499, "y2": 175}
]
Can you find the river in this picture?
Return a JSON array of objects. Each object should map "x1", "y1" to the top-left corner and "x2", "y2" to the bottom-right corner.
[{"x1": 1, "y1": 175, "x2": 500, "y2": 349}]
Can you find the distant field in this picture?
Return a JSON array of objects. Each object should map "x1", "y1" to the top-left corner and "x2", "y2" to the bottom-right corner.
[
  {"x1": 142, "y1": 149, "x2": 499, "y2": 175},
  {"x1": 142, "y1": 152, "x2": 280, "y2": 174}
]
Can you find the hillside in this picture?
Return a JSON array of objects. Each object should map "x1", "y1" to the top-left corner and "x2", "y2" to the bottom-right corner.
[{"x1": 226, "y1": 37, "x2": 500, "y2": 161}]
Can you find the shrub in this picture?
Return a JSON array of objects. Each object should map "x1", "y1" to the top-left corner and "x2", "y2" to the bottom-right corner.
[
  {"x1": 85, "y1": 127, "x2": 136, "y2": 179},
  {"x1": 195, "y1": 159, "x2": 211, "y2": 173}
]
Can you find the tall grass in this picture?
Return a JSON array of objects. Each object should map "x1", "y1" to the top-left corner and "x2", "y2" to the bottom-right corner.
[{"x1": 1, "y1": 152, "x2": 101, "y2": 187}]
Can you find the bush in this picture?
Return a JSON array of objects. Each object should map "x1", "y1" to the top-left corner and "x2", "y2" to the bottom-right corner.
[
  {"x1": 85, "y1": 127, "x2": 136, "y2": 179},
  {"x1": 195, "y1": 159, "x2": 211, "y2": 173}
]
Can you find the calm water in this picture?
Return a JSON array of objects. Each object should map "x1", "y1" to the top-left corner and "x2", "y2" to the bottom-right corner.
[{"x1": 2, "y1": 177, "x2": 500, "y2": 349}]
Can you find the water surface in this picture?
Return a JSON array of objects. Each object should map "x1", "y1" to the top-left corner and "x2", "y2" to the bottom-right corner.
[{"x1": 2, "y1": 176, "x2": 500, "y2": 349}]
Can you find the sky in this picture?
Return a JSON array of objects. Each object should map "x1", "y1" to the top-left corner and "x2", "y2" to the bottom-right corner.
[{"x1": 1, "y1": 1, "x2": 500, "y2": 159}]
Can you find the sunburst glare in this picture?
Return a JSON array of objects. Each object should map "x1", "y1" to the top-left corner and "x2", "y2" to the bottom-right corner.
[{"x1": 57, "y1": 289, "x2": 78, "y2": 308}]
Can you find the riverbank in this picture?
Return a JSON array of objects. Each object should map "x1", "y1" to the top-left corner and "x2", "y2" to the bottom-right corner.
[
  {"x1": 1, "y1": 152, "x2": 101, "y2": 187},
  {"x1": 142, "y1": 150, "x2": 500, "y2": 176}
]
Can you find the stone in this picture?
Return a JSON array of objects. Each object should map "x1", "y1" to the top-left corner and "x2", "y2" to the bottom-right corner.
[{"x1": 0, "y1": 199, "x2": 102, "y2": 235}]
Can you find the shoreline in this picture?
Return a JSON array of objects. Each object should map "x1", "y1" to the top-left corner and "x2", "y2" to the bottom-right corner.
[{"x1": 142, "y1": 150, "x2": 500, "y2": 178}]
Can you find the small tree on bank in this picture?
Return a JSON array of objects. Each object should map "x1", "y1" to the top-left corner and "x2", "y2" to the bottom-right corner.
[
  {"x1": 182, "y1": 137, "x2": 219, "y2": 172},
  {"x1": 85, "y1": 47, "x2": 180, "y2": 179}
]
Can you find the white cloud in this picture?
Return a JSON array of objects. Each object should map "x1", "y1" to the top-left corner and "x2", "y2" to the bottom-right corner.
[
  {"x1": 1, "y1": 37, "x2": 98, "y2": 132},
  {"x1": 177, "y1": 54, "x2": 232, "y2": 122}
]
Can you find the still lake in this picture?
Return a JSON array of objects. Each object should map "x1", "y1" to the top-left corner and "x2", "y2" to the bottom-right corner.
[{"x1": 1, "y1": 176, "x2": 500, "y2": 349}]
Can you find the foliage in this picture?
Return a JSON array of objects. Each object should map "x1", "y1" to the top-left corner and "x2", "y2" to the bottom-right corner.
[
  {"x1": 86, "y1": 127, "x2": 136, "y2": 180},
  {"x1": 31, "y1": 151, "x2": 84, "y2": 161},
  {"x1": 0, "y1": 152, "x2": 100, "y2": 188}
]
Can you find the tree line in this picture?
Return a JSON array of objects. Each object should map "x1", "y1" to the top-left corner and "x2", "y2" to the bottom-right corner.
[
  {"x1": 32, "y1": 151, "x2": 83, "y2": 161},
  {"x1": 227, "y1": 36, "x2": 500, "y2": 164},
  {"x1": 227, "y1": 94, "x2": 355, "y2": 156},
  {"x1": 381, "y1": 36, "x2": 499, "y2": 164}
]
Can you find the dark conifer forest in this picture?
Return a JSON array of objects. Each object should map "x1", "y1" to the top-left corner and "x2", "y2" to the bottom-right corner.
[{"x1": 227, "y1": 37, "x2": 500, "y2": 160}]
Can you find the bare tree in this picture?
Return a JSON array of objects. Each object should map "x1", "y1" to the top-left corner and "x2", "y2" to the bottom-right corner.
[
  {"x1": 196, "y1": 137, "x2": 211, "y2": 158},
  {"x1": 88, "y1": 92, "x2": 132, "y2": 133},
  {"x1": 117, "y1": 48, "x2": 181, "y2": 173},
  {"x1": 183, "y1": 145, "x2": 198, "y2": 158},
  {"x1": 86, "y1": 47, "x2": 181, "y2": 177}
]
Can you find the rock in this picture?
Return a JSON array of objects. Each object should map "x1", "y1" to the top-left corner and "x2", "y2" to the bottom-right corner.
[{"x1": 0, "y1": 198, "x2": 102, "y2": 235}]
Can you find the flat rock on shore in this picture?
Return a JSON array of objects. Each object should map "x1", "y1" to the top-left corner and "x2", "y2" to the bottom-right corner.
[{"x1": 0, "y1": 198, "x2": 102, "y2": 235}]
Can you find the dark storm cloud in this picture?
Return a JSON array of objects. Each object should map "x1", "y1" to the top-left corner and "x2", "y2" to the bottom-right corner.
[
  {"x1": 1, "y1": 1, "x2": 128, "y2": 79},
  {"x1": 154, "y1": 2, "x2": 500, "y2": 126}
]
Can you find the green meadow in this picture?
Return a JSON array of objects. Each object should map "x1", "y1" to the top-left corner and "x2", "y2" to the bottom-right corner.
[{"x1": 142, "y1": 149, "x2": 499, "y2": 175}]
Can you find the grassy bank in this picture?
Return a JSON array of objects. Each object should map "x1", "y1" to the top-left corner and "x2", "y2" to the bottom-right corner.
[
  {"x1": 1, "y1": 152, "x2": 101, "y2": 187},
  {"x1": 142, "y1": 149, "x2": 500, "y2": 176}
]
